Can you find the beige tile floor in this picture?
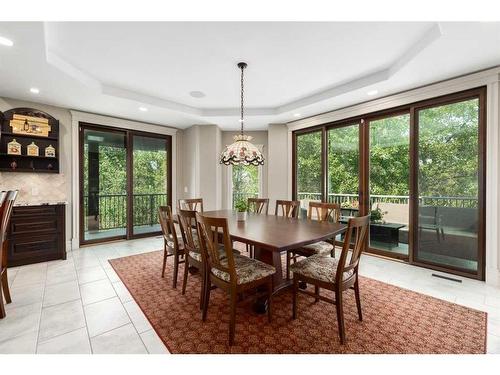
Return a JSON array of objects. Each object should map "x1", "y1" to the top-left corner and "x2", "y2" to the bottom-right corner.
[{"x1": 0, "y1": 235, "x2": 499, "y2": 354}]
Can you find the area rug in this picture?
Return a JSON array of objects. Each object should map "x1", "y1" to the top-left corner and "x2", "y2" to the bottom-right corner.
[{"x1": 109, "y1": 251, "x2": 487, "y2": 354}]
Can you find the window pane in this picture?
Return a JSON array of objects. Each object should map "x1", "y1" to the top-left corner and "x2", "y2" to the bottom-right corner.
[
  {"x1": 369, "y1": 114, "x2": 410, "y2": 256},
  {"x1": 232, "y1": 165, "x2": 259, "y2": 208},
  {"x1": 328, "y1": 124, "x2": 359, "y2": 210},
  {"x1": 132, "y1": 136, "x2": 168, "y2": 235},
  {"x1": 416, "y1": 98, "x2": 480, "y2": 272},
  {"x1": 296, "y1": 131, "x2": 322, "y2": 214},
  {"x1": 83, "y1": 129, "x2": 127, "y2": 241}
]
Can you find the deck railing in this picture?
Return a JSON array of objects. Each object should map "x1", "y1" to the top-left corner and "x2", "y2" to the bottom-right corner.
[
  {"x1": 83, "y1": 193, "x2": 168, "y2": 231},
  {"x1": 84, "y1": 192, "x2": 477, "y2": 232},
  {"x1": 297, "y1": 192, "x2": 478, "y2": 208}
]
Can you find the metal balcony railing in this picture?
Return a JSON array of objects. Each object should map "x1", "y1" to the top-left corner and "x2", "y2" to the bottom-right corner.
[
  {"x1": 297, "y1": 192, "x2": 478, "y2": 208},
  {"x1": 83, "y1": 193, "x2": 168, "y2": 231}
]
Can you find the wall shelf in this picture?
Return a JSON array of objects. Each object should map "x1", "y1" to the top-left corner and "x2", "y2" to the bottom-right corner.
[{"x1": 0, "y1": 108, "x2": 60, "y2": 173}]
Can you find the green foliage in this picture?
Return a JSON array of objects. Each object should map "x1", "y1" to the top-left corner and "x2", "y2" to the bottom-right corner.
[
  {"x1": 296, "y1": 99, "x2": 480, "y2": 202},
  {"x1": 234, "y1": 199, "x2": 248, "y2": 212},
  {"x1": 369, "y1": 206, "x2": 386, "y2": 223},
  {"x1": 83, "y1": 136, "x2": 168, "y2": 230},
  {"x1": 232, "y1": 164, "x2": 259, "y2": 207}
]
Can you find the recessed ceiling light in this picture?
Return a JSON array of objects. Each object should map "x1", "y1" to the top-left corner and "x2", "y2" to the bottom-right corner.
[
  {"x1": 189, "y1": 91, "x2": 206, "y2": 98},
  {"x1": 367, "y1": 89, "x2": 378, "y2": 96},
  {"x1": 293, "y1": 113, "x2": 301, "y2": 117},
  {"x1": 0, "y1": 36, "x2": 13, "y2": 47},
  {"x1": 139, "y1": 107, "x2": 148, "y2": 112},
  {"x1": 30, "y1": 88, "x2": 40, "y2": 94}
]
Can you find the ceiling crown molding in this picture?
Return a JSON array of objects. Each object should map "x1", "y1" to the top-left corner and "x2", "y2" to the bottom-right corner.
[{"x1": 43, "y1": 22, "x2": 441, "y2": 119}]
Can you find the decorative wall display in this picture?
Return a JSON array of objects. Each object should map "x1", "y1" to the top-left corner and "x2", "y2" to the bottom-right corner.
[
  {"x1": 45, "y1": 144, "x2": 56, "y2": 157},
  {"x1": 0, "y1": 108, "x2": 60, "y2": 173},
  {"x1": 9, "y1": 114, "x2": 51, "y2": 137},
  {"x1": 7, "y1": 139, "x2": 21, "y2": 155},
  {"x1": 27, "y1": 142, "x2": 39, "y2": 156}
]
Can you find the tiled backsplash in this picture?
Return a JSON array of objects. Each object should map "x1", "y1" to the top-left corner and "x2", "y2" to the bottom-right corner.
[{"x1": 0, "y1": 172, "x2": 67, "y2": 205}]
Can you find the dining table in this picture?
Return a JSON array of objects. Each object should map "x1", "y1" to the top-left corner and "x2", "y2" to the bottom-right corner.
[{"x1": 200, "y1": 209, "x2": 347, "y2": 312}]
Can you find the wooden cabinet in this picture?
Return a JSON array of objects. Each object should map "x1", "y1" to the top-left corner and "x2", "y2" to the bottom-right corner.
[{"x1": 7, "y1": 204, "x2": 66, "y2": 267}]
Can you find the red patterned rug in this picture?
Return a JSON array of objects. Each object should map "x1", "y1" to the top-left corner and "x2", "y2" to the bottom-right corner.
[{"x1": 109, "y1": 250, "x2": 487, "y2": 354}]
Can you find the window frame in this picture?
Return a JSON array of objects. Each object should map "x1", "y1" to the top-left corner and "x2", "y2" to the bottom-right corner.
[{"x1": 292, "y1": 86, "x2": 486, "y2": 280}]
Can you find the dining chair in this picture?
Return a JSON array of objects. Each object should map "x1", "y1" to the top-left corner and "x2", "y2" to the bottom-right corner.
[
  {"x1": 178, "y1": 209, "x2": 242, "y2": 311},
  {"x1": 158, "y1": 206, "x2": 185, "y2": 288},
  {"x1": 196, "y1": 213, "x2": 275, "y2": 346},
  {"x1": 177, "y1": 209, "x2": 205, "y2": 309},
  {"x1": 177, "y1": 198, "x2": 204, "y2": 213},
  {"x1": 244, "y1": 198, "x2": 270, "y2": 257},
  {"x1": 290, "y1": 214, "x2": 370, "y2": 344},
  {"x1": 274, "y1": 199, "x2": 300, "y2": 218},
  {"x1": 0, "y1": 190, "x2": 18, "y2": 319},
  {"x1": 286, "y1": 202, "x2": 341, "y2": 279},
  {"x1": 247, "y1": 198, "x2": 269, "y2": 215}
]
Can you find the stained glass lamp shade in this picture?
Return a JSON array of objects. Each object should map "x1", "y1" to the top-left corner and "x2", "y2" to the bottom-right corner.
[
  {"x1": 220, "y1": 134, "x2": 265, "y2": 166},
  {"x1": 219, "y1": 62, "x2": 265, "y2": 166}
]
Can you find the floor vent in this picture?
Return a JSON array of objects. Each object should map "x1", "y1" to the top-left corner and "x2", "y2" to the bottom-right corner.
[{"x1": 432, "y1": 273, "x2": 462, "y2": 283}]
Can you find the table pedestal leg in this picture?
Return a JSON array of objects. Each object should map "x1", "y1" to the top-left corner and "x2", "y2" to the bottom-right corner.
[{"x1": 252, "y1": 246, "x2": 290, "y2": 314}]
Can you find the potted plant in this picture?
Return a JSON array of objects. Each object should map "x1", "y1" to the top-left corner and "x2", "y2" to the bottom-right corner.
[
  {"x1": 234, "y1": 200, "x2": 248, "y2": 221},
  {"x1": 370, "y1": 206, "x2": 386, "y2": 223}
]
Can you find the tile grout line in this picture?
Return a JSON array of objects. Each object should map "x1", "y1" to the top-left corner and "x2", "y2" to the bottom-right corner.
[
  {"x1": 74, "y1": 249, "x2": 95, "y2": 354},
  {"x1": 101, "y1": 254, "x2": 149, "y2": 352},
  {"x1": 34, "y1": 264, "x2": 49, "y2": 354}
]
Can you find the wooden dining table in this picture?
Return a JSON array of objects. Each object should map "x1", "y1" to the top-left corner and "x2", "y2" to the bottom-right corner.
[{"x1": 200, "y1": 209, "x2": 347, "y2": 310}]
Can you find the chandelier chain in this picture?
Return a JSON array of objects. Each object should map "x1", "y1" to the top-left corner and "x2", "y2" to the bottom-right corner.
[{"x1": 240, "y1": 64, "x2": 244, "y2": 135}]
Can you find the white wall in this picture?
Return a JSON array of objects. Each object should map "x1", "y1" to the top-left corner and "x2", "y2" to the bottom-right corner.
[
  {"x1": 286, "y1": 67, "x2": 500, "y2": 286},
  {"x1": 268, "y1": 124, "x2": 289, "y2": 211}
]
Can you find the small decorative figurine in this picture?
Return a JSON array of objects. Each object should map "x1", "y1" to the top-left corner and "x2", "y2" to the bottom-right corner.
[
  {"x1": 10, "y1": 160, "x2": 17, "y2": 170},
  {"x1": 45, "y1": 144, "x2": 56, "y2": 157},
  {"x1": 27, "y1": 142, "x2": 39, "y2": 156},
  {"x1": 47, "y1": 163, "x2": 53, "y2": 170},
  {"x1": 7, "y1": 139, "x2": 22, "y2": 155}
]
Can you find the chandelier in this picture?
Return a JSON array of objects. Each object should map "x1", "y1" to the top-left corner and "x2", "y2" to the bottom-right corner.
[{"x1": 219, "y1": 62, "x2": 265, "y2": 166}]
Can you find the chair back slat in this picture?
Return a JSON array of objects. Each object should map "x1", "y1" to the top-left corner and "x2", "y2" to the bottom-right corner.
[
  {"x1": 196, "y1": 213, "x2": 236, "y2": 284},
  {"x1": 0, "y1": 192, "x2": 7, "y2": 207},
  {"x1": 275, "y1": 200, "x2": 300, "y2": 218},
  {"x1": 247, "y1": 198, "x2": 269, "y2": 214},
  {"x1": 178, "y1": 198, "x2": 204, "y2": 213},
  {"x1": 307, "y1": 201, "x2": 341, "y2": 223},
  {"x1": 178, "y1": 209, "x2": 199, "y2": 257},
  {"x1": 1, "y1": 190, "x2": 18, "y2": 269},
  {"x1": 0, "y1": 191, "x2": 18, "y2": 244},
  {"x1": 158, "y1": 206, "x2": 180, "y2": 249},
  {"x1": 335, "y1": 215, "x2": 369, "y2": 284}
]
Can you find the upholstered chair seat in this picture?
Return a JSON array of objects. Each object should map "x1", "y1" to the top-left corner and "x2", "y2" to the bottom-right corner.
[
  {"x1": 290, "y1": 254, "x2": 354, "y2": 283},
  {"x1": 211, "y1": 254, "x2": 275, "y2": 285},
  {"x1": 301, "y1": 241, "x2": 334, "y2": 256}
]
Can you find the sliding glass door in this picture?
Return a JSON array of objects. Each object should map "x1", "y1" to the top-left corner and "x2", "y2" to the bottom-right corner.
[
  {"x1": 292, "y1": 87, "x2": 486, "y2": 279},
  {"x1": 368, "y1": 113, "x2": 410, "y2": 258},
  {"x1": 327, "y1": 123, "x2": 360, "y2": 217},
  {"x1": 414, "y1": 96, "x2": 483, "y2": 274},
  {"x1": 131, "y1": 135, "x2": 169, "y2": 236},
  {"x1": 82, "y1": 128, "x2": 127, "y2": 242},
  {"x1": 295, "y1": 130, "x2": 322, "y2": 214},
  {"x1": 80, "y1": 123, "x2": 172, "y2": 245}
]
